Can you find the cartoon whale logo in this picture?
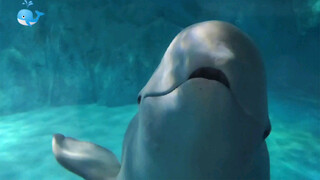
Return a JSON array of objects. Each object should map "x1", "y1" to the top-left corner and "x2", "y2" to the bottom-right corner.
[{"x1": 17, "y1": 9, "x2": 44, "y2": 27}]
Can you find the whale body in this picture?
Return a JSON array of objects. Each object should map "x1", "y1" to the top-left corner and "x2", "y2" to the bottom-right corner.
[
  {"x1": 52, "y1": 21, "x2": 271, "y2": 180},
  {"x1": 17, "y1": 9, "x2": 44, "y2": 27}
]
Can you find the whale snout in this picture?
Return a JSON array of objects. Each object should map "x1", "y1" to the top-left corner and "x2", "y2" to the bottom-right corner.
[
  {"x1": 137, "y1": 66, "x2": 231, "y2": 104},
  {"x1": 52, "y1": 134, "x2": 65, "y2": 155},
  {"x1": 53, "y1": 134, "x2": 65, "y2": 143}
]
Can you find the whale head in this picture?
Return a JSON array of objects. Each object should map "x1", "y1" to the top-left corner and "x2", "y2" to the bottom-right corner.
[
  {"x1": 139, "y1": 21, "x2": 270, "y2": 129},
  {"x1": 17, "y1": 9, "x2": 33, "y2": 21},
  {"x1": 134, "y1": 21, "x2": 271, "y2": 178},
  {"x1": 17, "y1": 9, "x2": 36, "y2": 26}
]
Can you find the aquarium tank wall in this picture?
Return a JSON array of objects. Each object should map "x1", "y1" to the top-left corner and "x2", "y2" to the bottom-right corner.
[{"x1": 0, "y1": 0, "x2": 319, "y2": 179}]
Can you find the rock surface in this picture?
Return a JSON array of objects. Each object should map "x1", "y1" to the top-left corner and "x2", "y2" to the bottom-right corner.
[{"x1": 0, "y1": 0, "x2": 319, "y2": 115}]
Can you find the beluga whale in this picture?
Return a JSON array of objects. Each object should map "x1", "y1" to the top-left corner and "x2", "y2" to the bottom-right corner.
[{"x1": 52, "y1": 21, "x2": 271, "y2": 180}]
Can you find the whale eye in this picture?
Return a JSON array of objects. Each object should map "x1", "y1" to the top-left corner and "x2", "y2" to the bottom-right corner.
[
  {"x1": 263, "y1": 125, "x2": 271, "y2": 139},
  {"x1": 22, "y1": 15, "x2": 25, "y2": 19},
  {"x1": 137, "y1": 95, "x2": 141, "y2": 104}
]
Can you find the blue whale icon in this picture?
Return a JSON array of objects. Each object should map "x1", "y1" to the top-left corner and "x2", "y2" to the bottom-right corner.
[{"x1": 17, "y1": 9, "x2": 44, "y2": 27}]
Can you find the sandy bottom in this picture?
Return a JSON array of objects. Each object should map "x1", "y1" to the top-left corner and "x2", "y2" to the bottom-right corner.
[{"x1": 0, "y1": 93, "x2": 319, "y2": 179}]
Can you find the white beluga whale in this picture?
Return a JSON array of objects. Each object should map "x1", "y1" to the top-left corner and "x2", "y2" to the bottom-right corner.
[{"x1": 52, "y1": 21, "x2": 271, "y2": 180}]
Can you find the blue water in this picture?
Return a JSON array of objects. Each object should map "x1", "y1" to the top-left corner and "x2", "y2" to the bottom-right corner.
[
  {"x1": 0, "y1": 91, "x2": 319, "y2": 179},
  {"x1": 0, "y1": 104, "x2": 137, "y2": 179}
]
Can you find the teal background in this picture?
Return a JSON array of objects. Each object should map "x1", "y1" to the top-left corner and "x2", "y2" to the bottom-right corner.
[{"x1": 0, "y1": 0, "x2": 319, "y2": 179}]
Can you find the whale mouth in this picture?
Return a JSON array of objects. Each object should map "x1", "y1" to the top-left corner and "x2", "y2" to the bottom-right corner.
[
  {"x1": 138, "y1": 67, "x2": 230, "y2": 104},
  {"x1": 188, "y1": 67, "x2": 230, "y2": 89},
  {"x1": 17, "y1": 18, "x2": 36, "y2": 26}
]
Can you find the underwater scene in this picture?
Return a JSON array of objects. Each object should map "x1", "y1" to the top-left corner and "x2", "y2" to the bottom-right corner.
[{"x1": 0, "y1": 0, "x2": 319, "y2": 179}]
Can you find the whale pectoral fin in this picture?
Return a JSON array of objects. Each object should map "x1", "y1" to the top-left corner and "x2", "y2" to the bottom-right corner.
[
  {"x1": 26, "y1": 21, "x2": 32, "y2": 27},
  {"x1": 52, "y1": 134, "x2": 120, "y2": 180}
]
